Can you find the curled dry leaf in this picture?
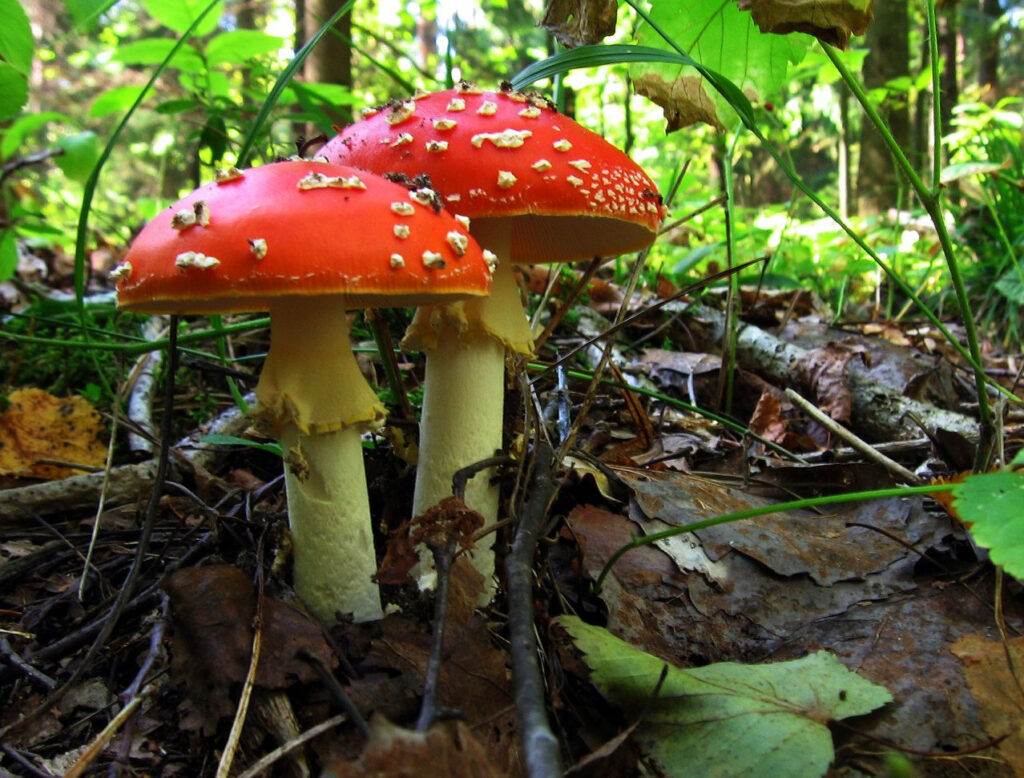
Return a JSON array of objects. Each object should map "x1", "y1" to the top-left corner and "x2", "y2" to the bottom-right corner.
[
  {"x1": 541, "y1": 0, "x2": 618, "y2": 47},
  {"x1": 633, "y1": 72, "x2": 723, "y2": 132},
  {"x1": 737, "y1": 0, "x2": 874, "y2": 49}
]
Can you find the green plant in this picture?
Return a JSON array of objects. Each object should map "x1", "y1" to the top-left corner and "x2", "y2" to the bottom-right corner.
[{"x1": 944, "y1": 97, "x2": 1024, "y2": 346}]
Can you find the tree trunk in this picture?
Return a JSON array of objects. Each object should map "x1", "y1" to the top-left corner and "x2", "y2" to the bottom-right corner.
[
  {"x1": 938, "y1": 0, "x2": 960, "y2": 138},
  {"x1": 305, "y1": 0, "x2": 353, "y2": 129},
  {"x1": 855, "y1": 0, "x2": 911, "y2": 215},
  {"x1": 976, "y1": 0, "x2": 1000, "y2": 95}
]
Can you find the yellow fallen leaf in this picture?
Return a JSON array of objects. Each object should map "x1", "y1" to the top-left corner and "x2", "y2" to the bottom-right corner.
[
  {"x1": 951, "y1": 633, "x2": 1024, "y2": 773},
  {"x1": 0, "y1": 388, "x2": 106, "y2": 480}
]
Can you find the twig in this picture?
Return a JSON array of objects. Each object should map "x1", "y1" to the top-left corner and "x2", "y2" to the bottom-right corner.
[
  {"x1": 451, "y1": 456, "x2": 512, "y2": 501},
  {"x1": 64, "y1": 686, "x2": 154, "y2": 778},
  {"x1": 0, "y1": 634, "x2": 56, "y2": 690},
  {"x1": 299, "y1": 650, "x2": 370, "y2": 739},
  {"x1": 505, "y1": 443, "x2": 562, "y2": 778},
  {"x1": 108, "y1": 594, "x2": 170, "y2": 777},
  {"x1": 784, "y1": 388, "x2": 922, "y2": 485},
  {"x1": 416, "y1": 540, "x2": 456, "y2": 732},
  {"x1": 235, "y1": 714, "x2": 347, "y2": 778}
]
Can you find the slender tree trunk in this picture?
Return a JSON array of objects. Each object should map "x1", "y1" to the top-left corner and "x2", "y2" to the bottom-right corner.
[
  {"x1": 976, "y1": 0, "x2": 1001, "y2": 95},
  {"x1": 938, "y1": 0, "x2": 960, "y2": 138},
  {"x1": 305, "y1": 0, "x2": 353, "y2": 129},
  {"x1": 856, "y1": 0, "x2": 911, "y2": 215}
]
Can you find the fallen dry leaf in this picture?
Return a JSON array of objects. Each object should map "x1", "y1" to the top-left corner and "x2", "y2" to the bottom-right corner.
[
  {"x1": 951, "y1": 633, "x2": 1024, "y2": 773},
  {"x1": 324, "y1": 715, "x2": 503, "y2": 778},
  {"x1": 163, "y1": 565, "x2": 336, "y2": 734},
  {"x1": 0, "y1": 388, "x2": 106, "y2": 479}
]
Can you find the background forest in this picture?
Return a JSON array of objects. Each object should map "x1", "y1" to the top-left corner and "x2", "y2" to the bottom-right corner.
[{"x1": 2, "y1": 0, "x2": 1024, "y2": 776}]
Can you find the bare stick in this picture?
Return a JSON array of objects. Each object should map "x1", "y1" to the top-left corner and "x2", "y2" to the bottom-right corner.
[
  {"x1": 784, "y1": 388, "x2": 922, "y2": 484},
  {"x1": 416, "y1": 539, "x2": 456, "y2": 732},
  {"x1": 505, "y1": 443, "x2": 561, "y2": 778}
]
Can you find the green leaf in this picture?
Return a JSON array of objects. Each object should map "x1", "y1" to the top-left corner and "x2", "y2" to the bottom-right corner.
[
  {"x1": 955, "y1": 470, "x2": 1024, "y2": 577},
  {"x1": 201, "y1": 434, "x2": 282, "y2": 457},
  {"x1": 55, "y1": 131, "x2": 100, "y2": 184},
  {"x1": 90, "y1": 85, "x2": 147, "y2": 118},
  {"x1": 205, "y1": 30, "x2": 283, "y2": 66},
  {"x1": 141, "y1": 0, "x2": 222, "y2": 35},
  {"x1": 62, "y1": 0, "x2": 113, "y2": 28},
  {"x1": 0, "y1": 61, "x2": 29, "y2": 122},
  {"x1": 0, "y1": 229, "x2": 16, "y2": 282},
  {"x1": 1, "y1": 111, "x2": 72, "y2": 159},
  {"x1": 940, "y1": 159, "x2": 1009, "y2": 184},
  {"x1": 113, "y1": 38, "x2": 204, "y2": 72},
  {"x1": 557, "y1": 615, "x2": 892, "y2": 778},
  {"x1": 632, "y1": 0, "x2": 808, "y2": 130},
  {"x1": 0, "y1": 0, "x2": 34, "y2": 76}
]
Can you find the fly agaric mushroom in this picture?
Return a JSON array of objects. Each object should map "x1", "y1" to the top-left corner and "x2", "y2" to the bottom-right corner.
[
  {"x1": 321, "y1": 84, "x2": 665, "y2": 592},
  {"x1": 113, "y1": 160, "x2": 492, "y2": 623}
]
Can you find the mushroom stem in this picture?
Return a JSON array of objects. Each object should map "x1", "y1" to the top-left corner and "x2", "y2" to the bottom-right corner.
[
  {"x1": 408, "y1": 225, "x2": 529, "y2": 595},
  {"x1": 257, "y1": 298, "x2": 384, "y2": 623}
]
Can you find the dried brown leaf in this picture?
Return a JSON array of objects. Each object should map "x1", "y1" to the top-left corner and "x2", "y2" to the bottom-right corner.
[
  {"x1": 541, "y1": 0, "x2": 618, "y2": 47},
  {"x1": 0, "y1": 388, "x2": 106, "y2": 479},
  {"x1": 737, "y1": 0, "x2": 874, "y2": 49},
  {"x1": 633, "y1": 72, "x2": 723, "y2": 132}
]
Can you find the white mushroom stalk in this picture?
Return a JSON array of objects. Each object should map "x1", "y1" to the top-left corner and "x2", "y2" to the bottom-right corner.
[
  {"x1": 258, "y1": 297, "x2": 385, "y2": 623},
  {"x1": 404, "y1": 225, "x2": 526, "y2": 594}
]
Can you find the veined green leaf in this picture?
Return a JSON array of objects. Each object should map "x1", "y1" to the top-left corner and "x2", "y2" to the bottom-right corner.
[
  {"x1": 142, "y1": 0, "x2": 222, "y2": 35},
  {"x1": 0, "y1": 61, "x2": 28, "y2": 122},
  {"x1": 113, "y1": 38, "x2": 204, "y2": 72},
  {"x1": 205, "y1": 30, "x2": 284, "y2": 66},
  {"x1": 558, "y1": 616, "x2": 892, "y2": 778},
  {"x1": 90, "y1": 85, "x2": 147, "y2": 118},
  {"x1": 0, "y1": 0, "x2": 34, "y2": 76}
]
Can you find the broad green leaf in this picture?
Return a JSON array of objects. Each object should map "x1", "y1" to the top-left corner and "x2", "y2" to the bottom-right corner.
[
  {"x1": 205, "y1": 30, "x2": 283, "y2": 66},
  {"x1": 142, "y1": 0, "x2": 222, "y2": 35},
  {"x1": 55, "y1": 131, "x2": 100, "y2": 184},
  {"x1": 956, "y1": 471, "x2": 1024, "y2": 577},
  {"x1": 558, "y1": 615, "x2": 892, "y2": 778},
  {"x1": 155, "y1": 98, "x2": 201, "y2": 114},
  {"x1": 0, "y1": 111, "x2": 72, "y2": 159},
  {"x1": 0, "y1": 229, "x2": 16, "y2": 282},
  {"x1": 633, "y1": 0, "x2": 809, "y2": 130},
  {"x1": 940, "y1": 159, "x2": 1009, "y2": 184},
  {"x1": 113, "y1": 38, "x2": 204, "y2": 72},
  {"x1": 0, "y1": 61, "x2": 28, "y2": 122},
  {"x1": 90, "y1": 85, "x2": 147, "y2": 118},
  {"x1": 995, "y1": 269, "x2": 1024, "y2": 304},
  {"x1": 0, "y1": 0, "x2": 33, "y2": 76}
]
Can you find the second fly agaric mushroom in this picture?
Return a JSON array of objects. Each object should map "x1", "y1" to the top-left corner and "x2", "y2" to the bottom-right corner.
[
  {"x1": 113, "y1": 160, "x2": 492, "y2": 623},
  {"x1": 321, "y1": 84, "x2": 665, "y2": 592}
]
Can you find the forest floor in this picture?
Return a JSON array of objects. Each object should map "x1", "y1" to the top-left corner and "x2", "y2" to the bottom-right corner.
[{"x1": 1, "y1": 257, "x2": 1023, "y2": 777}]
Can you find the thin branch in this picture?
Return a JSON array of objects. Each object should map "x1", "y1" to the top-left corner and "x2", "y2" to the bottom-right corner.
[{"x1": 505, "y1": 443, "x2": 562, "y2": 778}]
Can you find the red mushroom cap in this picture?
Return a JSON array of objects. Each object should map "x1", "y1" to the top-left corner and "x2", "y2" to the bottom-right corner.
[
  {"x1": 320, "y1": 85, "x2": 665, "y2": 264},
  {"x1": 114, "y1": 160, "x2": 492, "y2": 314}
]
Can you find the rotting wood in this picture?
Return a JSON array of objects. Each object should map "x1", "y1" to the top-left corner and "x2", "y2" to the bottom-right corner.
[{"x1": 694, "y1": 305, "x2": 980, "y2": 441}]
